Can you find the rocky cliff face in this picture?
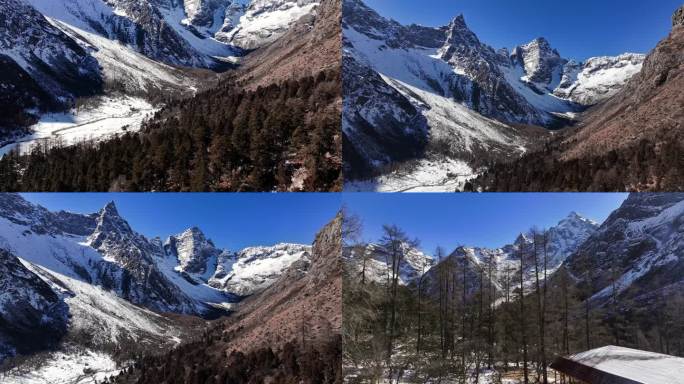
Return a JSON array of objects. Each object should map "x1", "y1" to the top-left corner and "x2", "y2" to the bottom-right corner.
[
  {"x1": 0, "y1": 0, "x2": 103, "y2": 133},
  {"x1": 673, "y1": 4, "x2": 684, "y2": 27},
  {"x1": 0, "y1": 249, "x2": 68, "y2": 362},
  {"x1": 511, "y1": 37, "x2": 565, "y2": 88},
  {"x1": 164, "y1": 227, "x2": 221, "y2": 281},
  {"x1": 566, "y1": 193, "x2": 684, "y2": 304}
]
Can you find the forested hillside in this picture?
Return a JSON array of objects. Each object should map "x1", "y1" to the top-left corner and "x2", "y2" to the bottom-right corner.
[
  {"x1": 0, "y1": 70, "x2": 341, "y2": 192},
  {"x1": 469, "y1": 135, "x2": 684, "y2": 192}
]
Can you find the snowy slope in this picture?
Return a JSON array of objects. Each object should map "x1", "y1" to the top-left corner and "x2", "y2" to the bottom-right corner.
[
  {"x1": 553, "y1": 53, "x2": 645, "y2": 105},
  {"x1": 0, "y1": 96, "x2": 157, "y2": 157},
  {"x1": 345, "y1": 242, "x2": 433, "y2": 285},
  {"x1": 209, "y1": 243, "x2": 311, "y2": 296},
  {"x1": 0, "y1": 349, "x2": 120, "y2": 384},
  {"x1": 216, "y1": 0, "x2": 319, "y2": 50},
  {"x1": 567, "y1": 193, "x2": 684, "y2": 303}
]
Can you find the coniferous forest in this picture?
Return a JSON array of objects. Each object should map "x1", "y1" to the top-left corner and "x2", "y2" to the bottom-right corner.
[
  {"x1": 342, "y1": 212, "x2": 684, "y2": 384},
  {"x1": 0, "y1": 70, "x2": 341, "y2": 192},
  {"x1": 469, "y1": 135, "x2": 684, "y2": 192}
]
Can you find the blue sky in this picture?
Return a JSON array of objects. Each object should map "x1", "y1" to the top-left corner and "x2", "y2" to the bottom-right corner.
[
  {"x1": 20, "y1": 193, "x2": 340, "y2": 251},
  {"x1": 344, "y1": 193, "x2": 628, "y2": 255},
  {"x1": 363, "y1": 0, "x2": 680, "y2": 60}
]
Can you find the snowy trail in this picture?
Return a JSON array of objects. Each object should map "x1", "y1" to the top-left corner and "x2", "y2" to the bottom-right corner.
[
  {"x1": 0, "y1": 97, "x2": 157, "y2": 158},
  {"x1": 345, "y1": 158, "x2": 477, "y2": 192}
]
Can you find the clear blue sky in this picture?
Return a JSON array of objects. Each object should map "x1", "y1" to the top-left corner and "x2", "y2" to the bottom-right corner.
[
  {"x1": 344, "y1": 193, "x2": 628, "y2": 255},
  {"x1": 20, "y1": 193, "x2": 340, "y2": 251},
  {"x1": 363, "y1": 0, "x2": 680, "y2": 60}
]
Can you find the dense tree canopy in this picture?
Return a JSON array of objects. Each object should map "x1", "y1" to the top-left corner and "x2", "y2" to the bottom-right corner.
[{"x1": 0, "y1": 70, "x2": 342, "y2": 192}]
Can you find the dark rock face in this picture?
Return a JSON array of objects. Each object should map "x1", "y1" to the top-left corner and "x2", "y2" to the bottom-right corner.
[
  {"x1": 566, "y1": 193, "x2": 684, "y2": 303},
  {"x1": 0, "y1": 0, "x2": 103, "y2": 134},
  {"x1": 511, "y1": 37, "x2": 566, "y2": 86},
  {"x1": 0, "y1": 249, "x2": 68, "y2": 362},
  {"x1": 164, "y1": 227, "x2": 220, "y2": 277},
  {"x1": 342, "y1": 55, "x2": 429, "y2": 178}
]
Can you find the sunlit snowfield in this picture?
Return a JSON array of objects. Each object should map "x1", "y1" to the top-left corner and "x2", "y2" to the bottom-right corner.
[{"x1": 0, "y1": 97, "x2": 156, "y2": 157}]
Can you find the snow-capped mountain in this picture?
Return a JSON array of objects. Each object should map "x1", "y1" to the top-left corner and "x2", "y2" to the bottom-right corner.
[
  {"x1": 0, "y1": 193, "x2": 314, "y2": 372},
  {"x1": 565, "y1": 193, "x2": 684, "y2": 304},
  {"x1": 553, "y1": 54, "x2": 645, "y2": 106},
  {"x1": 216, "y1": 0, "x2": 320, "y2": 50},
  {"x1": 427, "y1": 211, "x2": 599, "y2": 294},
  {"x1": 164, "y1": 227, "x2": 222, "y2": 283},
  {"x1": 209, "y1": 243, "x2": 311, "y2": 296},
  {"x1": 0, "y1": 194, "x2": 310, "y2": 316},
  {"x1": 0, "y1": 249, "x2": 68, "y2": 362},
  {"x1": 342, "y1": 0, "x2": 644, "y2": 190},
  {"x1": 345, "y1": 242, "x2": 433, "y2": 285}
]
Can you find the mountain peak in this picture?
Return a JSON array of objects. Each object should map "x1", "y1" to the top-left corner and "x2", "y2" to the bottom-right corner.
[
  {"x1": 182, "y1": 226, "x2": 204, "y2": 236},
  {"x1": 673, "y1": 4, "x2": 684, "y2": 27},
  {"x1": 101, "y1": 201, "x2": 119, "y2": 217},
  {"x1": 531, "y1": 36, "x2": 550, "y2": 46},
  {"x1": 447, "y1": 13, "x2": 469, "y2": 31}
]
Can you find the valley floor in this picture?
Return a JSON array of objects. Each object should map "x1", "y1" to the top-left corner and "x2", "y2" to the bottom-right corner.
[
  {"x1": 345, "y1": 158, "x2": 476, "y2": 192},
  {"x1": 0, "y1": 96, "x2": 156, "y2": 157},
  {"x1": 0, "y1": 348, "x2": 121, "y2": 384}
]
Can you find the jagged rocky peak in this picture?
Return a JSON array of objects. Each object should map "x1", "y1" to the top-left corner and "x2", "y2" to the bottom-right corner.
[
  {"x1": 181, "y1": 0, "x2": 229, "y2": 27},
  {"x1": 566, "y1": 193, "x2": 684, "y2": 303},
  {"x1": 164, "y1": 226, "x2": 220, "y2": 275},
  {"x1": 512, "y1": 37, "x2": 565, "y2": 86},
  {"x1": 90, "y1": 201, "x2": 132, "y2": 241},
  {"x1": 560, "y1": 211, "x2": 598, "y2": 227},
  {"x1": 673, "y1": 4, "x2": 684, "y2": 27},
  {"x1": 440, "y1": 14, "x2": 486, "y2": 59}
]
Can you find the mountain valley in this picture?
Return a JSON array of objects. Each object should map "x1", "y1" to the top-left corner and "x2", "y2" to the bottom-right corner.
[
  {"x1": 343, "y1": 0, "x2": 681, "y2": 192},
  {"x1": 0, "y1": 194, "x2": 335, "y2": 383}
]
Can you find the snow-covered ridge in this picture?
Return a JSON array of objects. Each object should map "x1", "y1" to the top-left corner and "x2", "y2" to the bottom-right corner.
[
  {"x1": 571, "y1": 193, "x2": 684, "y2": 303},
  {"x1": 209, "y1": 243, "x2": 312, "y2": 296},
  {"x1": 0, "y1": 194, "x2": 311, "y2": 314},
  {"x1": 345, "y1": 241, "x2": 433, "y2": 285},
  {"x1": 217, "y1": 0, "x2": 320, "y2": 50},
  {"x1": 553, "y1": 53, "x2": 645, "y2": 105}
]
